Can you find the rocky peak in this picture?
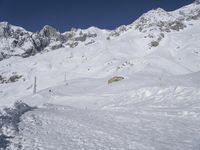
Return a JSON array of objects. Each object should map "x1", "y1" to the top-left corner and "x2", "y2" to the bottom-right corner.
[
  {"x1": 195, "y1": 0, "x2": 200, "y2": 4},
  {"x1": 0, "y1": 22, "x2": 11, "y2": 38},
  {"x1": 0, "y1": 22, "x2": 100, "y2": 60},
  {"x1": 40, "y1": 25, "x2": 60, "y2": 39}
]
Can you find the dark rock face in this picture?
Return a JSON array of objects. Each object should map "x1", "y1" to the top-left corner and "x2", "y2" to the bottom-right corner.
[
  {"x1": 0, "y1": 53, "x2": 4, "y2": 61},
  {"x1": 0, "y1": 134, "x2": 11, "y2": 149},
  {"x1": 40, "y1": 25, "x2": 65, "y2": 43},
  {"x1": 8, "y1": 75, "x2": 22, "y2": 83},
  {"x1": 107, "y1": 25, "x2": 130, "y2": 39},
  {"x1": 151, "y1": 41, "x2": 159, "y2": 47},
  {"x1": 31, "y1": 33, "x2": 50, "y2": 51},
  {"x1": 0, "y1": 22, "x2": 11, "y2": 38},
  {"x1": 40, "y1": 25, "x2": 59, "y2": 38},
  {"x1": 0, "y1": 74, "x2": 22, "y2": 84},
  {"x1": 195, "y1": 0, "x2": 200, "y2": 4}
]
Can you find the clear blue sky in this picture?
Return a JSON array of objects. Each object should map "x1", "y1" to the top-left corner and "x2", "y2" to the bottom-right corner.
[{"x1": 0, "y1": 0, "x2": 194, "y2": 32}]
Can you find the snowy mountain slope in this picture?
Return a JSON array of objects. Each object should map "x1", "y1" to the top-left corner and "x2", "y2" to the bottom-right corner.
[
  {"x1": 1, "y1": 17, "x2": 200, "y2": 105},
  {"x1": 1, "y1": 1, "x2": 200, "y2": 150}
]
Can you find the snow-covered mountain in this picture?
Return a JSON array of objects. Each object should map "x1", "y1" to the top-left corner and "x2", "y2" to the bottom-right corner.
[
  {"x1": 1, "y1": 1, "x2": 200, "y2": 150},
  {"x1": 1, "y1": 0, "x2": 200, "y2": 61},
  {"x1": 0, "y1": 22, "x2": 101, "y2": 60}
]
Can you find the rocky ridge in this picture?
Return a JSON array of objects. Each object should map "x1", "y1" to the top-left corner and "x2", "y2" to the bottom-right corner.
[{"x1": 0, "y1": 0, "x2": 200, "y2": 60}]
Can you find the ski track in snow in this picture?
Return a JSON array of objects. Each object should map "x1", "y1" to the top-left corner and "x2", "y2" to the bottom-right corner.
[
  {"x1": 12, "y1": 103, "x2": 200, "y2": 150},
  {"x1": 7, "y1": 85, "x2": 200, "y2": 150}
]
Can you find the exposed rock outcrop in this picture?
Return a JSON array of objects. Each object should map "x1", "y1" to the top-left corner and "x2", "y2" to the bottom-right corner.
[
  {"x1": 0, "y1": 23, "x2": 99, "y2": 60},
  {"x1": 108, "y1": 76, "x2": 125, "y2": 84}
]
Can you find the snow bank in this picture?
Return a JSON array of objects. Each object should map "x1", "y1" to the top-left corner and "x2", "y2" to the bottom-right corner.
[{"x1": 0, "y1": 102, "x2": 35, "y2": 149}]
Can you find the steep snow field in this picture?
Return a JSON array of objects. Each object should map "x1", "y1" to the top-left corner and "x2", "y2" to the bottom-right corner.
[{"x1": 1, "y1": 1, "x2": 200, "y2": 150}]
